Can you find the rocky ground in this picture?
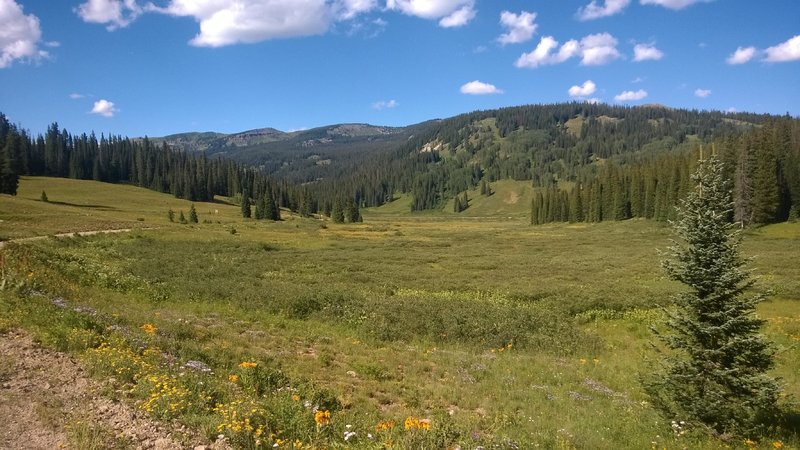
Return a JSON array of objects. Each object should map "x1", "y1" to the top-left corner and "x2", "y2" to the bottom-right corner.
[{"x1": 0, "y1": 330, "x2": 223, "y2": 450}]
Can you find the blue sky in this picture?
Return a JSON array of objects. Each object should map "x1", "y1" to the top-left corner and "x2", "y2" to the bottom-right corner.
[{"x1": 1, "y1": 0, "x2": 798, "y2": 137}]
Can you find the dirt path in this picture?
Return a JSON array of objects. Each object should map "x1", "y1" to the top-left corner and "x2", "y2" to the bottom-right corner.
[
  {"x1": 0, "y1": 330, "x2": 216, "y2": 450},
  {"x1": 0, "y1": 228, "x2": 142, "y2": 251}
]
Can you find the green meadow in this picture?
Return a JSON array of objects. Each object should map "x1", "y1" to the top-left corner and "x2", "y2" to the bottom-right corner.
[{"x1": 1, "y1": 177, "x2": 799, "y2": 449}]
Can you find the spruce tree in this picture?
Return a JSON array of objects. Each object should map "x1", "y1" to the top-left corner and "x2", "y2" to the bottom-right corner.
[
  {"x1": 331, "y1": 198, "x2": 345, "y2": 223},
  {"x1": 188, "y1": 204, "x2": 198, "y2": 223},
  {"x1": 241, "y1": 190, "x2": 252, "y2": 218},
  {"x1": 179, "y1": 211, "x2": 187, "y2": 224},
  {"x1": 263, "y1": 184, "x2": 280, "y2": 221},
  {"x1": 167, "y1": 208, "x2": 174, "y2": 222},
  {"x1": 646, "y1": 155, "x2": 780, "y2": 436}
]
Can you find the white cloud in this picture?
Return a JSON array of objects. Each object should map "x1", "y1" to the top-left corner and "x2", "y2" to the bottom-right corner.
[
  {"x1": 438, "y1": 4, "x2": 475, "y2": 28},
  {"x1": 460, "y1": 80, "x2": 503, "y2": 95},
  {"x1": 90, "y1": 99, "x2": 118, "y2": 117},
  {"x1": 386, "y1": 0, "x2": 476, "y2": 28},
  {"x1": 334, "y1": 0, "x2": 377, "y2": 20},
  {"x1": 579, "y1": 33, "x2": 621, "y2": 65},
  {"x1": 75, "y1": 0, "x2": 142, "y2": 30},
  {"x1": 69, "y1": 93, "x2": 85, "y2": 99},
  {"x1": 633, "y1": 43, "x2": 663, "y2": 61},
  {"x1": 640, "y1": 0, "x2": 710, "y2": 10},
  {"x1": 726, "y1": 46, "x2": 756, "y2": 65},
  {"x1": 576, "y1": 0, "x2": 630, "y2": 21},
  {"x1": 0, "y1": 0, "x2": 48, "y2": 69},
  {"x1": 764, "y1": 35, "x2": 800, "y2": 63},
  {"x1": 517, "y1": 33, "x2": 622, "y2": 68},
  {"x1": 568, "y1": 80, "x2": 597, "y2": 98},
  {"x1": 496, "y1": 10, "x2": 537, "y2": 45},
  {"x1": 372, "y1": 99, "x2": 398, "y2": 109},
  {"x1": 694, "y1": 88, "x2": 711, "y2": 98},
  {"x1": 726, "y1": 107, "x2": 737, "y2": 113},
  {"x1": 154, "y1": 0, "x2": 334, "y2": 46},
  {"x1": 614, "y1": 89, "x2": 648, "y2": 101},
  {"x1": 515, "y1": 36, "x2": 578, "y2": 68}
]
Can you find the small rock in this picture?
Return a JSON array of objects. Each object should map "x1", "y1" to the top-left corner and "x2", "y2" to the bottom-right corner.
[{"x1": 194, "y1": 446, "x2": 208, "y2": 450}]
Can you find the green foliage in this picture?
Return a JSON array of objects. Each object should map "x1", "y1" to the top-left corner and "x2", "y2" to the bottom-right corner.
[
  {"x1": 188, "y1": 204, "x2": 198, "y2": 223},
  {"x1": 645, "y1": 155, "x2": 780, "y2": 436},
  {"x1": 178, "y1": 210, "x2": 187, "y2": 224},
  {"x1": 241, "y1": 190, "x2": 251, "y2": 218},
  {"x1": 167, "y1": 208, "x2": 174, "y2": 222},
  {"x1": 330, "y1": 198, "x2": 344, "y2": 223}
]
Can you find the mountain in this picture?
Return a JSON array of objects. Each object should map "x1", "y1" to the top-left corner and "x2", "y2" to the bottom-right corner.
[{"x1": 152, "y1": 122, "x2": 438, "y2": 184}]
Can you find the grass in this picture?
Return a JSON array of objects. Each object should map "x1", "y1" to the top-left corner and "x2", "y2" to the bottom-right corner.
[{"x1": 1, "y1": 177, "x2": 799, "y2": 449}]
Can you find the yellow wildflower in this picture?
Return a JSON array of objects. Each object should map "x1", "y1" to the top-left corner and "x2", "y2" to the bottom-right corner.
[
  {"x1": 228, "y1": 374, "x2": 239, "y2": 383},
  {"x1": 239, "y1": 361, "x2": 257, "y2": 368},
  {"x1": 291, "y1": 394, "x2": 300, "y2": 401},
  {"x1": 140, "y1": 323, "x2": 157, "y2": 334},
  {"x1": 773, "y1": 441, "x2": 783, "y2": 449},
  {"x1": 314, "y1": 410, "x2": 331, "y2": 426},
  {"x1": 375, "y1": 420, "x2": 395, "y2": 431}
]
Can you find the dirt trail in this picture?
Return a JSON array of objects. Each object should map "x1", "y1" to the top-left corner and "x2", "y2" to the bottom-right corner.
[
  {"x1": 0, "y1": 330, "x2": 217, "y2": 450},
  {"x1": 0, "y1": 228, "x2": 138, "y2": 251}
]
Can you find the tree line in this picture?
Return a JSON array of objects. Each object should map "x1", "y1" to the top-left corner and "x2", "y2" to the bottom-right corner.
[
  {"x1": 530, "y1": 117, "x2": 800, "y2": 226},
  {"x1": 0, "y1": 113, "x2": 363, "y2": 222}
]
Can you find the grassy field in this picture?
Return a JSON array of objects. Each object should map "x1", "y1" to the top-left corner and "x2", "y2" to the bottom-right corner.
[{"x1": 1, "y1": 177, "x2": 799, "y2": 449}]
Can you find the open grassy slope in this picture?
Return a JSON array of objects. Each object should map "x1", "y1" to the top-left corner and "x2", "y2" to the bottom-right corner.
[
  {"x1": 0, "y1": 177, "x2": 244, "y2": 240},
  {"x1": 1, "y1": 177, "x2": 799, "y2": 449}
]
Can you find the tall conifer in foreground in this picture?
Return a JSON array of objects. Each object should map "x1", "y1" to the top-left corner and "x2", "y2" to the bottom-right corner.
[{"x1": 646, "y1": 154, "x2": 780, "y2": 436}]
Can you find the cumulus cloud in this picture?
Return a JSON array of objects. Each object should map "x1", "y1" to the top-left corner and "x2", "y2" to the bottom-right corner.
[
  {"x1": 496, "y1": 10, "x2": 537, "y2": 45},
  {"x1": 386, "y1": 0, "x2": 476, "y2": 28},
  {"x1": 568, "y1": 80, "x2": 597, "y2": 98},
  {"x1": 640, "y1": 0, "x2": 710, "y2": 10},
  {"x1": 438, "y1": 4, "x2": 475, "y2": 27},
  {"x1": 580, "y1": 33, "x2": 621, "y2": 65},
  {"x1": 460, "y1": 80, "x2": 503, "y2": 95},
  {"x1": 0, "y1": 0, "x2": 48, "y2": 69},
  {"x1": 633, "y1": 43, "x2": 663, "y2": 61},
  {"x1": 372, "y1": 99, "x2": 398, "y2": 110},
  {"x1": 515, "y1": 36, "x2": 577, "y2": 68},
  {"x1": 516, "y1": 33, "x2": 620, "y2": 68},
  {"x1": 576, "y1": 0, "x2": 630, "y2": 21},
  {"x1": 726, "y1": 46, "x2": 756, "y2": 65},
  {"x1": 90, "y1": 99, "x2": 118, "y2": 117},
  {"x1": 764, "y1": 35, "x2": 800, "y2": 63},
  {"x1": 614, "y1": 89, "x2": 648, "y2": 101},
  {"x1": 75, "y1": 0, "x2": 143, "y2": 30},
  {"x1": 152, "y1": 0, "x2": 338, "y2": 46},
  {"x1": 694, "y1": 88, "x2": 711, "y2": 98}
]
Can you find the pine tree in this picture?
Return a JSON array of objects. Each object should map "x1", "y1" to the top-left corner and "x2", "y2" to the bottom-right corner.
[
  {"x1": 167, "y1": 208, "x2": 174, "y2": 222},
  {"x1": 188, "y1": 204, "x2": 198, "y2": 223},
  {"x1": 645, "y1": 155, "x2": 780, "y2": 436},
  {"x1": 331, "y1": 198, "x2": 345, "y2": 223},
  {"x1": 263, "y1": 184, "x2": 280, "y2": 221},
  {"x1": 0, "y1": 131, "x2": 20, "y2": 195},
  {"x1": 241, "y1": 190, "x2": 252, "y2": 218},
  {"x1": 345, "y1": 198, "x2": 361, "y2": 223},
  {"x1": 179, "y1": 211, "x2": 187, "y2": 224},
  {"x1": 41, "y1": 190, "x2": 49, "y2": 203}
]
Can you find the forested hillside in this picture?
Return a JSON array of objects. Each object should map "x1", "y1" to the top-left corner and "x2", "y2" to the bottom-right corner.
[{"x1": 3, "y1": 103, "x2": 799, "y2": 226}]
